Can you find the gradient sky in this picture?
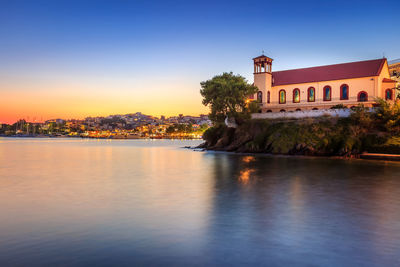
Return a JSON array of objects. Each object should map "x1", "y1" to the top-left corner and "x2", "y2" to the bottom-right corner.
[{"x1": 1, "y1": 0, "x2": 399, "y2": 124}]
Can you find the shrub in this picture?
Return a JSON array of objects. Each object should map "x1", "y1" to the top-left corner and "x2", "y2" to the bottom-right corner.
[
  {"x1": 247, "y1": 100, "x2": 261, "y2": 113},
  {"x1": 202, "y1": 125, "x2": 227, "y2": 146},
  {"x1": 330, "y1": 104, "x2": 347, "y2": 109}
]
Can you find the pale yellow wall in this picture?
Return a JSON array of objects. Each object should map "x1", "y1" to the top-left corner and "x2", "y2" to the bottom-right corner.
[
  {"x1": 268, "y1": 76, "x2": 376, "y2": 107},
  {"x1": 254, "y1": 72, "x2": 272, "y2": 103},
  {"x1": 377, "y1": 61, "x2": 393, "y2": 99}
]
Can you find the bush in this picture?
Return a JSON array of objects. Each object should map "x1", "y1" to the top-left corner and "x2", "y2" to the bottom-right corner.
[
  {"x1": 247, "y1": 100, "x2": 261, "y2": 113},
  {"x1": 330, "y1": 104, "x2": 347, "y2": 109},
  {"x1": 374, "y1": 98, "x2": 400, "y2": 134},
  {"x1": 202, "y1": 125, "x2": 227, "y2": 146},
  {"x1": 367, "y1": 144, "x2": 400, "y2": 154}
]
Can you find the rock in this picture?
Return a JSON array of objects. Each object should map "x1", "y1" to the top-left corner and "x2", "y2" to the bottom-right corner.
[
  {"x1": 225, "y1": 117, "x2": 238, "y2": 128},
  {"x1": 195, "y1": 142, "x2": 207, "y2": 149}
]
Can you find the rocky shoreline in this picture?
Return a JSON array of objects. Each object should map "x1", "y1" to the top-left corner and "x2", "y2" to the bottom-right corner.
[
  {"x1": 197, "y1": 116, "x2": 400, "y2": 158},
  {"x1": 0, "y1": 134, "x2": 202, "y2": 140}
]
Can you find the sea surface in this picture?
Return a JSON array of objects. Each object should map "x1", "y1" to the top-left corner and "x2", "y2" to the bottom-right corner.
[{"x1": 0, "y1": 138, "x2": 400, "y2": 266}]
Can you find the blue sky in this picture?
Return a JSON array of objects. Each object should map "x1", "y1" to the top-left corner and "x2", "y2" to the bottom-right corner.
[{"x1": 0, "y1": 0, "x2": 399, "y2": 122}]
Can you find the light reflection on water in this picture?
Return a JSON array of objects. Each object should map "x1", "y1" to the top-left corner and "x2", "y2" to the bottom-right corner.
[{"x1": 0, "y1": 138, "x2": 400, "y2": 266}]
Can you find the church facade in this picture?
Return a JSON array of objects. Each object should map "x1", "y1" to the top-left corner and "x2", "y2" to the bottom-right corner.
[{"x1": 251, "y1": 55, "x2": 397, "y2": 112}]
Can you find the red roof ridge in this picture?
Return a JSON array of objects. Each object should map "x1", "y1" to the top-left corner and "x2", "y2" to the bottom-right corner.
[
  {"x1": 272, "y1": 58, "x2": 386, "y2": 74},
  {"x1": 253, "y1": 55, "x2": 273, "y2": 60},
  {"x1": 271, "y1": 58, "x2": 387, "y2": 86},
  {"x1": 377, "y1": 58, "x2": 387, "y2": 75},
  {"x1": 383, "y1": 78, "x2": 397, "y2": 83}
]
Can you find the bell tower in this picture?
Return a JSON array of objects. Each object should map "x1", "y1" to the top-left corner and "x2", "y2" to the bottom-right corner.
[
  {"x1": 254, "y1": 55, "x2": 273, "y2": 74},
  {"x1": 253, "y1": 55, "x2": 273, "y2": 107}
]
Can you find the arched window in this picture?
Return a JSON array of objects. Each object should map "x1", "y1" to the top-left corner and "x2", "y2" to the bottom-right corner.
[
  {"x1": 385, "y1": 89, "x2": 393, "y2": 100},
  {"x1": 257, "y1": 91, "x2": 263, "y2": 103},
  {"x1": 267, "y1": 110, "x2": 272, "y2": 113},
  {"x1": 295, "y1": 108, "x2": 301, "y2": 111},
  {"x1": 312, "y1": 108, "x2": 319, "y2": 110},
  {"x1": 293, "y1": 88, "x2": 300, "y2": 103},
  {"x1": 280, "y1": 109, "x2": 286, "y2": 112},
  {"x1": 340, "y1": 84, "x2": 349, "y2": 100},
  {"x1": 308, "y1": 87, "x2": 315, "y2": 102},
  {"x1": 267, "y1": 91, "x2": 270, "y2": 103},
  {"x1": 279, "y1": 90, "x2": 286, "y2": 104},
  {"x1": 358, "y1": 91, "x2": 368, "y2": 102},
  {"x1": 323, "y1": 86, "x2": 331, "y2": 101}
]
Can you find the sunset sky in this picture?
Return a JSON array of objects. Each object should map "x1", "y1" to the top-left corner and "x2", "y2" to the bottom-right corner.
[{"x1": 1, "y1": 0, "x2": 399, "y2": 124}]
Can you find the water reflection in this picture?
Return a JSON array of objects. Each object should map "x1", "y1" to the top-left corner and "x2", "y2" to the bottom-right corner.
[
  {"x1": 239, "y1": 156, "x2": 256, "y2": 184},
  {"x1": 239, "y1": 168, "x2": 254, "y2": 184},
  {"x1": 206, "y1": 154, "x2": 400, "y2": 266},
  {"x1": 1, "y1": 138, "x2": 400, "y2": 266},
  {"x1": 241, "y1": 156, "x2": 256, "y2": 163}
]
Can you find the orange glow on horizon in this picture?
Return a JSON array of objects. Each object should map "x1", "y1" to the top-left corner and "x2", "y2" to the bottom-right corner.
[{"x1": 0, "y1": 82, "x2": 209, "y2": 124}]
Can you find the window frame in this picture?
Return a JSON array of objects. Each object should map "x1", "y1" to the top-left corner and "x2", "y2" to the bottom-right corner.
[
  {"x1": 257, "y1": 91, "x2": 263, "y2": 103},
  {"x1": 357, "y1": 91, "x2": 368, "y2": 102},
  {"x1": 279, "y1": 89, "x2": 286, "y2": 104},
  {"x1": 293, "y1": 88, "x2": 300, "y2": 103},
  {"x1": 340, "y1": 84, "x2": 349, "y2": 100},
  {"x1": 385, "y1": 89, "x2": 393, "y2": 100},
  {"x1": 307, "y1": 87, "x2": 315, "y2": 102},
  {"x1": 323, "y1": 86, "x2": 332, "y2": 101}
]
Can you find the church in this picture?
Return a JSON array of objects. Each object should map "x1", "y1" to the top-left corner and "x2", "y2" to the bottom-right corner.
[{"x1": 250, "y1": 55, "x2": 397, "y2": 112}]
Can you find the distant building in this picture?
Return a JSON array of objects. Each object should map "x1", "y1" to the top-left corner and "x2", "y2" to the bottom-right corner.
[
  {"x1": 389, "y1": 59, "x2": 400, "y2": 85},
  {"x1": 250, "y1": 55, "x2": 397, "y2": 112},
  {"x1": 45, "y1": 118, "x2": 65, "y2": 124}
]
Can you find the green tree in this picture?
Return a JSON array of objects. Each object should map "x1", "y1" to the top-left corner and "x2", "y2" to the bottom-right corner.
[
  {"x1": 200, "y1": 72, "x2": 257, "y2": 124},
  {"x1": 199, "y1": 123, "x2": 209, "y2": 132},
  {"x1": 185, "y1": 123, "x2": 193, "y2": 133},
  {"x1": 48, "y1": 122, "x2": 57, "y2": 134},
  {"x1": 374, "y1": 98, "x2": 400, "y2": 134},
  {"x1": 166, "y1": 125, "x2": 176, "y2": 134},
  {"x1": 247, "y1": 100, "x2": 261, "y2": 113}
]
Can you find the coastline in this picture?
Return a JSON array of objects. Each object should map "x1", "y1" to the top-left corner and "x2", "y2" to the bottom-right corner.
[
  {"x1": 191, "y1": 144, "x2": 400, "y2": 162},
  {"x1": 0, "y1": 134, "x2": 202, "y2": 140},
  {"x1": 198, "y1": 114, "x2": 400, "y2": 161},
  {"x1": 4, "y1": 134, "x2": 400, "y2": 161}
]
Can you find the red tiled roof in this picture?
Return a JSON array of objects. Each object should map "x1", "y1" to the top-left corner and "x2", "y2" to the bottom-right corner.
[
  {"x1": 382, "y1": 78, "x2": 397, "y2": 83},
  {"x1": 253, "y1": 55, "x2": 268, "y2": 60},
  {"x1": 272, "y1": 58, "x2": 386, "y2": 86}
]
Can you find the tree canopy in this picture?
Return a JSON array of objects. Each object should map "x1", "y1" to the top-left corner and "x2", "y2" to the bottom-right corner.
[{"x1": 200, "y1": 72, "x2": 257, "y2": 124}]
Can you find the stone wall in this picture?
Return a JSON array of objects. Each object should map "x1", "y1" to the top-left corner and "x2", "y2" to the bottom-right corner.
[{"x1": 251, "y1": 109, "x2": 352, "y2": 120}]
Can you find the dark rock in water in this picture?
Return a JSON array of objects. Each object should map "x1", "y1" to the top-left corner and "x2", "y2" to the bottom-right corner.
[{"x1": 195, "y1": 142, "x2": 207, "y2": 149}]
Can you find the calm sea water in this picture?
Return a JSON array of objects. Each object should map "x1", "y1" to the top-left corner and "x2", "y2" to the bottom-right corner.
[{"x1": 0, "y1": 138, "x2": 400, "y2": 266}]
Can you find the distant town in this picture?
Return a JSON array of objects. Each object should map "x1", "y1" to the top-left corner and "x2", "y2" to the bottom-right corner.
[{"x1": 0, "y1": 113, "x2": 212, "y2": 139}]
